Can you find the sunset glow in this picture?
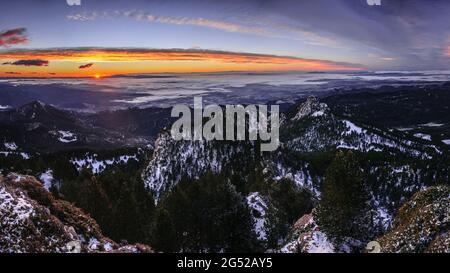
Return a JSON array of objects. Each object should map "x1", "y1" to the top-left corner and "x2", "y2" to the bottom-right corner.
[{"x1": 0, "y1": 48, "x2": 362, "y2": 78}]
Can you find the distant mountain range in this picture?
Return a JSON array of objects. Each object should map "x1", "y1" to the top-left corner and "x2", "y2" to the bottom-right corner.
[{"x1": 0, "y1": 100, "x2": 173, "y2": 152}]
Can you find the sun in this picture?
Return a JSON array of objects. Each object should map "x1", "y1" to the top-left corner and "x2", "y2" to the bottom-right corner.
[{"x1": 94, "y1": 74, "x2": 101, "y2": 79}]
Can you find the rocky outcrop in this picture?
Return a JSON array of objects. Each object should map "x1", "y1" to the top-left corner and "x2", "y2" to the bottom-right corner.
[
  {"x1": 280, "y1": 210, "x2": 334, "y2": 253},
  {"x1": 284, "y1": 97, "x2": 438, "y2": 159},
  {"x1": 0, "y1": 173, "x2": 153, "y2": 253},
  {"x1": 377, "y1": 185, "x2": 449, "y2": 253},
  {"x1": 291, "y1": 96, "x2": 329, "y2": 121},
  {"x1": 142, "y1": 131, "x2": 260, "y2": 201}
]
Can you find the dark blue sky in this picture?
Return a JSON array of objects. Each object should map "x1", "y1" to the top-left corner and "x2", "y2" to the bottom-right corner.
[{"x1": 1, "y1": 0, "x2": 450, "y2": 73}]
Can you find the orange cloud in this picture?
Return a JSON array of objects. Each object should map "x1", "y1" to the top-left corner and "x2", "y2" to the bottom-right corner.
[{"x1": 0, "y1": 48, "x2": 362, "y2": 70}]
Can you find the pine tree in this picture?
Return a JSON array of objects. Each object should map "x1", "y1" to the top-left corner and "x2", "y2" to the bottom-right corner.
[
  {"x1": 317, "y1": 151, "x2": 373, "y2": 245},
  {"x1": 151, "y1": 172, "x2": 260, "y2": 253},
  {"x1": 264, "y1": 179, "x2": 313, "y2": 248}
]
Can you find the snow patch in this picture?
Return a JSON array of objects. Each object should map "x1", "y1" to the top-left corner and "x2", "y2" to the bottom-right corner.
[
  {"x1": 246, "y1": 192, "x2": 268, "y2": 241},
  {"x1": 311, "y1": 110, "x2": 325, "y2": 117},
  {"x1": 57, "y1": 131, "x2": 77, "y2": 143},
  {"x1": 414, "y1": 133, "x2": 432, "y2": 141},
  {"x1": 420, "y1": 122, "x2": 444, "y2": 128},
  {"x1": 442, "y1": 139, "x2": 450, "y2": 145},
  {"x1": 71, "y1": 154, "x2": 138, "y2": 174},
  {"x1": 0, "y1": 152, "x2": 30, "y2": 159},
  {"x1": 4, "y1": 142, "x2": 18, "y2": 151},
  {"x1": 396, "y1": 127, "x2": 414, "y2": 132},
  {"x1": 39, "y1": 170, "x2": 54, "y2": 190},
  {"x1": 0, "y1": 187, "x2": 35, "y2": 226},
  {"x1": 280, "y1": 213, "x2": 334, "y2": 253},
  {"x1": 343, "y1": 120, "x2": 365, "y2": 135},
  {"x1": 306, "y1": 232, "x2": 334, "y2": 253}
]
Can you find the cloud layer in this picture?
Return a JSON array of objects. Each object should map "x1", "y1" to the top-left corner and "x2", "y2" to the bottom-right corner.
[
  {"x1": 238, "y1": 0, "x2": 450, "y2": 69},
  {"x1": 67, "y1": 10, "x2": 264, "y2": 34},
  {"x1": 0, "y1": 47, "x2": 362, "y2": 70}
]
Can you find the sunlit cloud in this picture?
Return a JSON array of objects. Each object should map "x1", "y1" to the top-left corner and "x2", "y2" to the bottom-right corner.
[
  {"x1": 0, "y1": 47, "x2": 362, "y2": 70},
  {"x1": 0, "y1": 28, "x2": 29, "y2": 47}
]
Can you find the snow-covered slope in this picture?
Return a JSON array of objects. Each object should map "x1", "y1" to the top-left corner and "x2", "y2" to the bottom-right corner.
[
  {"x1": 283, "y1": 97, "x2": 440, "y2": 159},
  {"x1": 143, "y1": 131, "x2": 260, "y2": 200},
  {"x1": 0, "y1": 173, "x2": 153, "y2": 253},
  {"x1": 142, "y1": 96, "x2": 444, "y2": 208},
  {"x1": 247, "y1": 192, "x2": 269, "y2": 241}
]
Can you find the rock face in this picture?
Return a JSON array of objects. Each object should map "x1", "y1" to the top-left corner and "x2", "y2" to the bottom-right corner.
[
  {"x1": 378, "y1": 185, "x2": 449, "y2": 253},
  {"x1": 142, "y1": 131, "x2": 260, "y2": 201},
  {"x1": 246, "y1": 192, "x2": 269, "y2": 241},
  {"x1": 284, "y1": 96, "x2": 439, "y2": 158},
  {"x1": 280, "y1": 210, "x2": 334, "y2": 253},
  {"x1": 0, "y1": 173, "x2": 153, "y2": 253},
  {"x1": 291, "y1": 96, "x2": 329, "y2": 121}
]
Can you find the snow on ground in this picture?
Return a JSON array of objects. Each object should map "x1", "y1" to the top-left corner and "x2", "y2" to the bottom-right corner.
[
  {"x1": 0, "y1": 186, "x2": 35, "y2": 226},
  {"x1": 396, "y1": 127, "x2": 414, "y2": 132},
  {"x1": 420, "y1": 122, "x2": 444, "y2": 127},
  {"x1": 343, "y1": 120, "x2": 365, "y2": 135},
  {"x1": 414, "y1": 133, "x2": 432, "y2": 141},
  {"x1": 246, "y1": 192, "x2": 268, "y2": 241},
  {"x1": 0, "y1": 105, "x2": 11, "y2": 110},
  {"x1": 311, "y1": 110, "x2": 325, "y2": 117},
  {"x1": 58, "y1": 131, "x2": 77, "y2": 143},
  {"x1": 306, "y1": 232, "x2": 335, "y2": 253},
  {"x1": 39, "y1": 170, "x2": 54, "y2": 190},
  {"x1": 375, "y1": 206, "x2": 393, "y2": 230},
  {"x1": 442, "y1": 139, "x2": 450, "y2": 145},
  {"x1": 88, "y1": 238, "x2": 101, "y2": 251},
  {"x1": 280, "y1": 213, "x2": 334, "y2": 253},
  {"x1": 20, "y1": 153, "x2": 30, "y2": 160},
  {"x1": 71, "y1": 154, "x2": 138, "y2": 174},
  {"x1": 4, "y1": 142, "x2": 18, "y2": 151},
  {"x1": 0, "y1": 152, "x2": 30, "y2": 159}
]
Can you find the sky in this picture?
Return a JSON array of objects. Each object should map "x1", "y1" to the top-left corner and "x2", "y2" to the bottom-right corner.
[{"x1": 0, "y1": 0, "x2": 450, "y2": 77}]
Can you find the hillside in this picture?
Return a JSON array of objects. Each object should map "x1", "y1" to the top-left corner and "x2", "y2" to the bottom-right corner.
[{"x1": 0, "y1": 173, "x2": 153, "y2": 253}]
